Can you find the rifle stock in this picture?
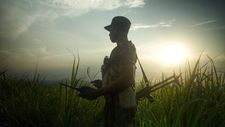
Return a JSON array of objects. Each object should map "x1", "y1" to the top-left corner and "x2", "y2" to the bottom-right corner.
[{"x1": 136, "y1": 74, "x2": 181, "y2": 101}]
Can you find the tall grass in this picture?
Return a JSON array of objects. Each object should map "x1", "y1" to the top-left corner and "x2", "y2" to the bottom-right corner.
[
  {"x1": 137, "y1": 56, "x2": 225, "y2": 127},
  {"x1": 0, "y1": 55, "x2": 224, "y2": 127},
  {"x1": 0, "y1": 57, "x2": 104, "y2": 127}
]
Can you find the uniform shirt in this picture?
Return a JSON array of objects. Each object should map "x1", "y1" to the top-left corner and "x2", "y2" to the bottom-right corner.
[{"x1": 101, "y1": 41, "x2": 137, "y2": 108}]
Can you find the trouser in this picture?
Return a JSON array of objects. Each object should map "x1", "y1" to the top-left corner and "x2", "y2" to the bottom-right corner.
[{"x1": 104, "y1": 95, "x2": 136, "y2": 127}]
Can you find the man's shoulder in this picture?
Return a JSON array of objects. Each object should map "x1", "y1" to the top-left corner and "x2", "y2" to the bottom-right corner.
[
  {"x1": 120, "y1": 41, "x2": 135, "y2": 48},
  {"x1": 112, "y1": 41, "x2": 137, "y2": 64},
  {"x1": 118, "y1": 41, "x2": 136, "y2": 53}
]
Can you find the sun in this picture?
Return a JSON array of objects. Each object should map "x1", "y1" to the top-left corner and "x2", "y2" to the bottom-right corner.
[{"x1": 159, "y1": 43, "x2": 189, "y2": 65}]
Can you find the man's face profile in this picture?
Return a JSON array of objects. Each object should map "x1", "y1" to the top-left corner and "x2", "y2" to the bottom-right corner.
[{"x1": 109, "y1": 26, "x2": 118, "y2": 43}]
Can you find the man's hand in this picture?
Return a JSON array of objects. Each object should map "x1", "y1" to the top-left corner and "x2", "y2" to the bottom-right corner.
[
  {"x1": 91, "y1": 79, "x2": 102, "y2": 89},
  {"x1": 78, "y1": 86, "x2": 100, "y2": 100}
]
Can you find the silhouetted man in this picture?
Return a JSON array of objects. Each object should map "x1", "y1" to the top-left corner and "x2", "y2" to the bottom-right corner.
[{"x1": 79, "y1": 16, "x2": 137, "y2": 127}]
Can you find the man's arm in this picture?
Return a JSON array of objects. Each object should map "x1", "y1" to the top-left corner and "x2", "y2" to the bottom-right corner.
[
  {"x1": 95, "y1": 64, "x2": 134, "y2": 96},
  {"x1": 78, "y1": 64, "x2": 135, "y2": 100}
]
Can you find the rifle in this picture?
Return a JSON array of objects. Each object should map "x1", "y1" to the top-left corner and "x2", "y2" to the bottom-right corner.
[
  {"x1": 135, "y1": 54, "x2": 181, "y2": 102},
  {"x1": 60, "y1": 83, "x2": 96, "y2": 93},
  {"x1": 60, "y1": 55, "x2": 181, "y2": 102},
  {"x1": 136, "y1": 74, "x2": 181, "y2": 101},
  {"x1": 60, "y1": 75, "x2": 180, "y2": 102}
]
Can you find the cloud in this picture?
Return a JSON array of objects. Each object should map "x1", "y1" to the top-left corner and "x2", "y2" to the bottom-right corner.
[
  {"x1": 189, "y1": 20, "x2": 225, "y2": 31},
  {"x1": 39, "y1": 0, "x2": 120, "y2": 10},
  {"x1": 0, "y1": 1, "x2": 55, "y2": 39},
  {"x1": 37, "y1": 0, "x2": 145, "y2": 16},
  {"x1": 190, "y1": 20, "x2": 216, "y2": 27},
  {"x1": 131, "y1": 19, "x2": 175, "y2": 31},
  {"x1": 126, "y1": 0, "x2": 145, "y2": 8},
  {"x1": 0, "y1": 0, "x2": 145, "y2": 38},
  {"x1": 206, "y1": 25, "x2": 225, "y2": 31},
  {"x1": 14, "y1": 15, "x2": 39, "y2": 37}
]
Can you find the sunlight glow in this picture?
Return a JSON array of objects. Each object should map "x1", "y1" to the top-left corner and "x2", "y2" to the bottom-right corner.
[{"x1": 159, "y1": 43, "x2": 189, "y2": 65}]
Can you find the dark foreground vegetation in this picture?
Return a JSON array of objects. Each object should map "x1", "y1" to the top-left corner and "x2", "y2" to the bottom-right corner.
[{"x1": 0, "y1": 56, "x2": 225, "y2": 127}]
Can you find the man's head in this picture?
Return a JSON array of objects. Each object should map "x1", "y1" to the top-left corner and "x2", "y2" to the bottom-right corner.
[{"x1": 104, "y1": 16, "x2": 131, "y2": 43}]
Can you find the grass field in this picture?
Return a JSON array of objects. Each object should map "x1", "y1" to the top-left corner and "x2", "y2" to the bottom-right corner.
[{"x1": 0, "y1": 56, "x2": 225, "y2": 127}]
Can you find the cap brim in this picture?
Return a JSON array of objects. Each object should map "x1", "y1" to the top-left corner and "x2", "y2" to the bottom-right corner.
[{"x1": 104, "y1": 25, "x2": 112, "y2": 32}]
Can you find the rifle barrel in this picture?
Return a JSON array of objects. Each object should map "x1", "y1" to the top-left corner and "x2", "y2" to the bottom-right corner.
[
  {"x1": 148, "y1": 75, "x2": 174, "y2": 90},
  {"x1": 150, "y1": 79, "x2": 176, "y2": 92},
  {"x1": 60, "y1": 83, "x2": 80, "y2": 91}
]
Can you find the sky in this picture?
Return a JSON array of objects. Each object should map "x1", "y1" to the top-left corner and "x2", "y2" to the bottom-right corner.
[{"x1": 0, "y1": 0, "x2": 225, "y2": 80}]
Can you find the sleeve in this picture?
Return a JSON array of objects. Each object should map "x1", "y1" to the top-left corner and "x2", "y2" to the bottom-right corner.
[{"x1": 117, "y1": 46, "x2": 137, "y2": 65}]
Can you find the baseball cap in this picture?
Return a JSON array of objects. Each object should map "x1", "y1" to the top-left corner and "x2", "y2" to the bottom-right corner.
[{"x1": 104, "y1": 16, "x2": 131, "y2": 32}]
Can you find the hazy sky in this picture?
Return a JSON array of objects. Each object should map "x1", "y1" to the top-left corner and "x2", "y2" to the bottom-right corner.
[{"x1": 0, "y1": 0, "x2": 225, "y2": 80}]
